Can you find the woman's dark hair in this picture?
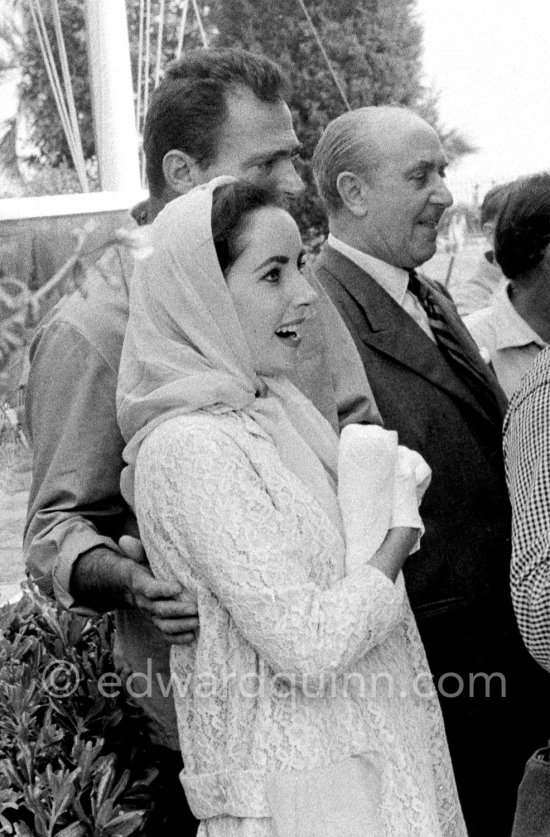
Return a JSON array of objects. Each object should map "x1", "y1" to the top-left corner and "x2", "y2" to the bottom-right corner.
[
  {"x1": 211, "y1": 181, "x2": 280, "y2": 275},
  {"x1": 494, "y1": 172, "x2": 550, "y2": 280}
]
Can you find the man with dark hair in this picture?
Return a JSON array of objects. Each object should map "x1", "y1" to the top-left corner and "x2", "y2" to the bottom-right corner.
[
  {"x1": 311, "y1": 105, "x2": 550, "y2": 836},
  {"x1": 143, "y1": 48, "x2": 292, "y2": 203},
  {"x1": 503, "y1": 343, "x2": 550, "y2": 837},
  {"x1": 465, "y1": 172, "x2": 550, "y2": 396},
  {"x1": 24, "y1": 48, "x2": 379, "y2": 832},
  {"x1": 131, "y1": 49, "x2": 298, "y2": 224}
]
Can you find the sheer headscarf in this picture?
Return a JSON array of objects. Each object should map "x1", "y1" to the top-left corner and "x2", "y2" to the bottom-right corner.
[{"x1": 117, "y1": 177, "x2": 341, "y2": 530}]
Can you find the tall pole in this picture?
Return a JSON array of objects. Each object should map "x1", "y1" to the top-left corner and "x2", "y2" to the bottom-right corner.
[{"x1": 84, "y1": 0, "x2": 140, "y2": 192}]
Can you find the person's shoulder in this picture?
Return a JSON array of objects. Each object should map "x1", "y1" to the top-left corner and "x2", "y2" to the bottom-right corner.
[
  {"x1": 510, "y1": 347, "x2": 550, "y2": 406},
  {"x1": 137, "y1": 412, "x2": 268, "y2": 498},
  {"x1": 63, "y1": 243, "x2": 131, "y2": 325},
  {"x1": 142, "y1": 412, "x2": 257, "y2": 463},
  {"x1": 32, "y1": 244, "x2": 132, "y2": 360},
  {"x1": 311, "y1": 241, "x2": 343, "y2": 277},
  {"x1": 505, "y1": 347, "x2": 550, "y2": 437}
]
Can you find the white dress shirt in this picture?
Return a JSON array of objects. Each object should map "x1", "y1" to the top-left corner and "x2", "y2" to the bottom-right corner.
[
  {"x1": 327, "y1": 234, "x2": 435, "y2": 341},
  {"x1": 464, "y1": 283, "x2": 546, "y2": 398}
]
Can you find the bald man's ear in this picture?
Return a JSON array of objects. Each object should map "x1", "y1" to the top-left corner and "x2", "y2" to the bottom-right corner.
[
  {"x1": 162, "y1": 150, "x2": 202, "y2": 196},
  {"x1": 336, "y1": 171, "x2": 369, "y2": 217}
]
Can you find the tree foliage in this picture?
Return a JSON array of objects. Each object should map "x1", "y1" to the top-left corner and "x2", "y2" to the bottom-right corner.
[
  {"x1": 11, "y1": 0, "x2": 207, "y2": 178},
  {"x1": 9, "y1": 0, "x2": 474, "y2": 222},
  {"x1": 125, "y1": 0, "x2": 207, "y2": 133},
  {"x1": 0, "y1": 4, "x2": 27, "y2": 195},
  {"x1": 15, "y1": 0, "x2": 93, "y2": 165},
  {"x1": 210, "y1": 0, "x2": 462, "y2": 229}
]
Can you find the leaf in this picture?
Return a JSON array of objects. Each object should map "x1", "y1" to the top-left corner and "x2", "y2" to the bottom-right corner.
[
  {"x1": 99, "y1": 809, "x2": 146, "y2": 837},
  {"x1": 92, "y1": 757, "x2": 116, "y2": 816},
  {"x1": 14, "y1": 824, "x2": 35, "y2": 837},
  {"x1": 0, "y1": 812, "x2": 15, "y2": 835},
  {"x1": 0, "y1": 594, "x2": 160, "y2": 833},
  {"x1": 0, "y1": 278, "x2": 27, "y2": 312},
  {"x1": 0, "y1": 784, "x2": 22, "y2": 811},
  {"x1": 70, "y1": 260, "x2": 88, "y2": 299},
  {"x1": 105, "y1": 769, "x2": 130, "y2": 807},
  {"x1": 71, "y1": 795, "x2": 91, "y2": 827},
  {"x1": 44, "y1": 764, "x2": 77, "y2": 821},
  {"x1": 54, "y1": 822, "x2": 87, "y2": 837}
]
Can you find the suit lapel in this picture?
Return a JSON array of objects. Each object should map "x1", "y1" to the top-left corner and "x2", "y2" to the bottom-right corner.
[{"x1": 316, "y1": 246, "x2": 505, "y2": 426}]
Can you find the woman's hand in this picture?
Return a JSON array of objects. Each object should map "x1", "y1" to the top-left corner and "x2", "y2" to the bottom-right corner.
[{"x1": 370, "y1": 526, "x2": 420, "y2": 582}]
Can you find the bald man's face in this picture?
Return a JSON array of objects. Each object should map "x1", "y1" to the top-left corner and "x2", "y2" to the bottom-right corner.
[{"x1": 358, "y1": 117, "x2": 453, "y2": 269}]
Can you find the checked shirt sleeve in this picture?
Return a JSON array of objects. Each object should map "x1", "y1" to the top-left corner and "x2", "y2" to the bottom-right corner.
[{"x1": 503, "y1": 348, "x2": 550, "y2": 671}]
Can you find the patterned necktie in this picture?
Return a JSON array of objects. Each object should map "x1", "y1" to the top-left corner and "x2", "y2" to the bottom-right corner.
[{"x1": 407, "y1": 270, "x2": 499, "y2": 413}]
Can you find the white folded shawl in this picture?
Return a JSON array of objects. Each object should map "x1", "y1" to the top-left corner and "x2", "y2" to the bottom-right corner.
[{"x1": 337, "y1": 424, "x2": 431, "y2": 576}]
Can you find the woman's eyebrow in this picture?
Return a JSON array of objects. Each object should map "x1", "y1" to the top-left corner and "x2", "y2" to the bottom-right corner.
[{"x1": 254, "y1": 255, "x2": 289, "y2": 271}]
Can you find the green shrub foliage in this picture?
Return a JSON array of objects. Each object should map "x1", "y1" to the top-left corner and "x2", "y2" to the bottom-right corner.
[{"x1": 0, "y1": 586, "x2": 160, "y2": 836}]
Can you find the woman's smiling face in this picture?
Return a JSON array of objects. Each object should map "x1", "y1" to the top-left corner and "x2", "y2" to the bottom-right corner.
[{"x1": 225, "y1": 206, "x2": 318, "y2": 378}]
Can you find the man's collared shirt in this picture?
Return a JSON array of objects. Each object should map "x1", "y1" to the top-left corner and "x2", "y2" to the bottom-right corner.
[
  {"x1": 503, "y1": 346, "x2": 550, "y2": 672},
  {"x1": 327, "y1": 233, "x2": 435, "y2": 341},
  {"x1": 464, "y1": 283, "x2": 546, "y2": 398}
]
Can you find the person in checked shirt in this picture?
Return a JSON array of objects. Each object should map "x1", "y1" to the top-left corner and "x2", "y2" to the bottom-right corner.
[
  {"x1": 503, "y1": 343, "x2": 550, "y2": 836},
  {"x1": 504, "y1": 344, "x2": 550, "y2": 671}
]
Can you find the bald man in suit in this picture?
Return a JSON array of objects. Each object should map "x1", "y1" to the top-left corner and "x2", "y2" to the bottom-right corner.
[{"x1": 312, "y1": 106, "x2": 550, "y2": 836}]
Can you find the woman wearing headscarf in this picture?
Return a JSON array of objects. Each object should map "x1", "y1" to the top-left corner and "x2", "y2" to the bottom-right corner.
[{"x1": 117, "y1": 177, "x2": 466, "y2": 836}]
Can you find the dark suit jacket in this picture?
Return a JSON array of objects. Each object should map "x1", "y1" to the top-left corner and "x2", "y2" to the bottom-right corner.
[
  {"x1": 316, "y1": 245, "x2": 509, "y2": 640},
  {"x1": 315, "y1": 245, "x2": 550, "y2": 833}
]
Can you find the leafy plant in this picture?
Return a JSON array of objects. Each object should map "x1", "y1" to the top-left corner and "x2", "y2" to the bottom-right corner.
[{"x1": 0, "y1": 586, "x2": 162, "y2": 836}]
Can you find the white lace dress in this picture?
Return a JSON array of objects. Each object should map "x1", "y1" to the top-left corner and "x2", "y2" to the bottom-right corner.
[{"x1": 134, "y1": 411, "x2": 466, "y2": 837}]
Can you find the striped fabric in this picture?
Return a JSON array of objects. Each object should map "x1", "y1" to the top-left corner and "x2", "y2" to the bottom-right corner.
[{"x1": 408, "y1": 270, "x2": 496, "y2": 399}]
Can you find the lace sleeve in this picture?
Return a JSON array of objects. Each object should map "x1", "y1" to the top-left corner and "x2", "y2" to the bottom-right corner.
[{"x1": 135, "y1": 419, "x2": 404, "y2": 688}]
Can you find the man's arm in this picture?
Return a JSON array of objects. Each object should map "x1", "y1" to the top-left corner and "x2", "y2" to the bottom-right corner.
[
  {"x1": 71, "y1": 542, "x2": 194, "y2": 639},
  {"x1": 24, "y1": 317, "x2": 130, "y2": 606},
  {"x1": 24, "y1": 316, "x2": 197, "y2": 642},
  {"x1": 503, "y1": 356, "x2": 550, "y2": 671}
]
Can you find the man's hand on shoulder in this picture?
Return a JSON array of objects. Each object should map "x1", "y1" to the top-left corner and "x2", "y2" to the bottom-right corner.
[{"x1": 120, "y1": 536, "x2": 199, "y2": 645}]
